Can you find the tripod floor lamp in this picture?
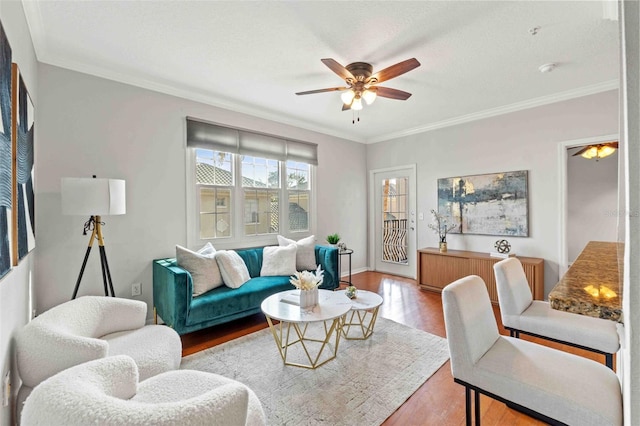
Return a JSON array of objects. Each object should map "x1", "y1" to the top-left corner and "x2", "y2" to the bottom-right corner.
[{"x1": 61, "y1": 176, "x2": 126, "y2": 299}]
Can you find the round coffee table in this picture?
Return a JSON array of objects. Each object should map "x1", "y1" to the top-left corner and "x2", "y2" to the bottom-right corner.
[
  {"x1": 341, "y1": 290, "x2": 384, "y2": 340},
  {"x1": 261, "y1": 289, "x2": 351, "y2": 369}
]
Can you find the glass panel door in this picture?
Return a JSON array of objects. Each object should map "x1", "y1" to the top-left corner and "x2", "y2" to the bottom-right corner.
[
  {"x1": 381, "y1": 177, "x2": 408, "y2": 264},
  {"x1": 371, "y1": 166, "x2": 416, "y2": 279}
]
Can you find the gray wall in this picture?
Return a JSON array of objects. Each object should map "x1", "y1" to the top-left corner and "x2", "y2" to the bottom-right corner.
[
  {"x1": 366, "y1": 90, "x2": 619, "y2": 297},
  {"x1": 35, "y1": 63, "x2": 367, "y2": 316},
  {"x1": 0, "y1": 2, "x2": 38, "y2": 424},
  {"x1": 567, "y1": 149, "x2": 618, "y2": 262}
]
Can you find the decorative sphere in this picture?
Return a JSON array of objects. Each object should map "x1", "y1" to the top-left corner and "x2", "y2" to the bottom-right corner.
[{"x1": 494, "y1": 239, "x2": 511, "y2": 254}]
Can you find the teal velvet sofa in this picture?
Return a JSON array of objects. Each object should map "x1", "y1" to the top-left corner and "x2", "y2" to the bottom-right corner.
[{"x1": 152, "y1": 245, "x2": 339, "y2": 335}]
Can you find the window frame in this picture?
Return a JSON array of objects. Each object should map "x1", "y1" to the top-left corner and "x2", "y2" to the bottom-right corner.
[{"x1": 186, "y1": 148, "x2": 316, "y2": 249}]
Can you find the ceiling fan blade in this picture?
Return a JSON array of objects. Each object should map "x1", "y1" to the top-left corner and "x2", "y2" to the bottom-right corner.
[
  {"x1": 296, "y1": 87, "x2": 348, "y2": 95},
  {"x1": 321, "y1": 58, "x2": 356, "y2": 82},
  {"x1": 369, "y1": 58, "x2": 420, "y2": 84},
  {"x1": 375, "y1": 86, "x2": 412, "y2": 100},
  {"x1": 342, "y1": 102, "x2": 352, "y2": 111}
]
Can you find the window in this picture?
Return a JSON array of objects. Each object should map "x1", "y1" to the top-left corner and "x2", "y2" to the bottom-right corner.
[
  {"x1": 196, "y1": 150, "x2": 233, "y2": 239},
  {"x1": 187, "y1": 118, "x2": 317, "y2": 244},
  {"x1": 194, "y1": 149, "x2": 313, "y2": 241},
  {"x1": 287, "y1": 160, "x2": 310, "y2": 232}
]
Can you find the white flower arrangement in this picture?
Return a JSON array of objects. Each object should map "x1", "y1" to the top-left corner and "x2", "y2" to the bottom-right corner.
[
  {"x1": 289, "y1": 265, "x2": 324, "y2": 291},
  {"x1": 427, "y1": 209, "x2": 458, "y2": 243}
]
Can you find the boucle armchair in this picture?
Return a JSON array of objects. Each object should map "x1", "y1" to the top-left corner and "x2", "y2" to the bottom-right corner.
[
  {"x1": 16, "y1": 296, "x2": 181, "y2": 406},
  {"x1": 442, "y1": 275, "x2": 622, "y2": 426},
  {"x1": 21, "y1": 355, "x2": 266, "y2": 426},
  {"x1": 493, "y1": 257, "x2": 619, "y2": 369}
]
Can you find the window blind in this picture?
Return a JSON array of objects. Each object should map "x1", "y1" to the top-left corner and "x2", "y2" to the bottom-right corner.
[{"x1": 186, "y1": 118, "x2": 318, "y2": 165}]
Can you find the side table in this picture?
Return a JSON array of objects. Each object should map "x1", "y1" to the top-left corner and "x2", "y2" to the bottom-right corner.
[
  {"x1": 341, "y1": 290, "x2": 383, "y2": 340},
  {"x1": 338, "y1": 249, "x2": 353, "y2": 287}
]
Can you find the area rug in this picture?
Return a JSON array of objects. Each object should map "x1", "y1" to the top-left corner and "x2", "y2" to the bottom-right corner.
[{"x1": 181, "y1": 317, "x2": 450, "y2": 425}]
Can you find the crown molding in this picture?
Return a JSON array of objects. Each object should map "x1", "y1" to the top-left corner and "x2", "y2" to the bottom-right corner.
[{"x1": 367, "y1": 80, "x2": 619, "y2": 144}]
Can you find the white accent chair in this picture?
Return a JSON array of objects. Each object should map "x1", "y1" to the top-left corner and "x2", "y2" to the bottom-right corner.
[
  {"x1": 493, "y1": 257, "x2": 620, "y2": 369},
  {"x1": 442, "y1": 275, "x2": 622, "y2": 426},
  {"x1": 16, "y1": 296, "x2": 182, "y2": 411},
  {"x1": 21, "y1": 355, "x2": 266, "y2": 426}
]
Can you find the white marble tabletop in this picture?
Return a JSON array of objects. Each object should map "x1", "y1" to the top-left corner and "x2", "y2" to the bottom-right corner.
[
  {"x1": 261, "y1": 289, "x2": 351, "y2": 323},
  {"x1": 344, "y1": 289, "x2": 384, "y2": 311}
]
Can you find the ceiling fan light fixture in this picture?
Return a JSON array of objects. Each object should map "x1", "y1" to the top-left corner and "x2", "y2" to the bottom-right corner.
[
  {"x1": 581, "y1": 146, "x2": 599, "y2": 159},
  {"x1": 341, "y1": 90, "x2": 356, "y2": 105},
  {"x1": 580, "y1": 144, "x2": 617, "y2": 160},
  {"x1": 362, "y1": 89, "x2": 377, "y2": 105},
  {"x1": 598, "y1": 145, "x2": 617, "y2": 158},
  {"x1": 351, "y1": 97, "x2": 363, "y2": 111}
]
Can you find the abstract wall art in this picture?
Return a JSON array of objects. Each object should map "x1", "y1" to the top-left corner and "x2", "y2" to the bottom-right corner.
[
  {"x1": 437, "y1": 170, "x2": 529, "y2": 237},
  {"x1": 12, "y1": 63, "x2": 35, "y2": 264},
  {"x1": 0, "y1": 21, "x2": 12, "y2": 278}
]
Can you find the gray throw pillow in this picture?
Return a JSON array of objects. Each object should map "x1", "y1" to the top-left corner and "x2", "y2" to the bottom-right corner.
[{"x1": 176, "y1": 244, "x2": 224, "y2": 296}]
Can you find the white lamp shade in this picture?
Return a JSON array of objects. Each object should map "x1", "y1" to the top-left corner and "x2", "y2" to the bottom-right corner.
[{"x1": 61, "y1": 178, "x2": 126, "y2": 216}]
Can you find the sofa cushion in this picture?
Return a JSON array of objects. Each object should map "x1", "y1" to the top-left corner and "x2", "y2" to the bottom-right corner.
[
  {"x1": 260, "y1": 245, "x2": 297, "y2": 276},
  {"x1": 187, "y1": 276, "x2": 294, "y2": 326},
  {"x1": 277, "y1": 235, "x2": 317, "y2": 270},
  {"x1": 216, "y1": 250, "x2": 251, "y2": 289},
  {"x1": 176, "y1": 244, "x2": 224, "y2": 296}
]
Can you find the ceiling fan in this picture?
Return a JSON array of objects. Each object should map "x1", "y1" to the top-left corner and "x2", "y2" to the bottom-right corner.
[
  {"x1": 572, "y1": 141, "x2": 618, "y2": 160},
  {"x1": 296, "y1": 58, "x2": 421, "y2": 112}
]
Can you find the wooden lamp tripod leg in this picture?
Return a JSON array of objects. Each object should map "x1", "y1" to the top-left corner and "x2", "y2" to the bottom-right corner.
[
  {"x1": 95, "y1": 216, "x2": 116, "y2": 297},
  {"x1": 71, "y1": 215, "x2": 116, "y2": 299}
]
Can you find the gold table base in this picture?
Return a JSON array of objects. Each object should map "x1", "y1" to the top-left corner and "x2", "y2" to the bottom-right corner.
[
  {"x1": 265, "y1": 315, "x2": 345, "y2": 369},
  {"x1": 341, "y1": 306, "x2": 380, "y2": 340}
]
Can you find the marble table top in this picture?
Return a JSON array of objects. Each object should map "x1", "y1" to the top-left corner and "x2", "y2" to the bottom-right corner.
[{"x1": 549, "y1": 241, "x2": 623, "y2": 322}]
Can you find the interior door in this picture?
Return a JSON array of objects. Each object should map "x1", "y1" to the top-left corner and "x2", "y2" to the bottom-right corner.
[{"x1": 371, "y1": 166, "x2": 417, "y2": 278}]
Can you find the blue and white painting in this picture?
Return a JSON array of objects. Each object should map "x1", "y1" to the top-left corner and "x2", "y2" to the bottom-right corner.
[
  {"x1": 0, "y1": 21, "x2": 11, "y2": 278},
  {"x1": 14, "y1": 65, "x2": 35, "y2": 262},
  {"x1": 437, "y1": 170, "x2": 529, "y2": 237}
]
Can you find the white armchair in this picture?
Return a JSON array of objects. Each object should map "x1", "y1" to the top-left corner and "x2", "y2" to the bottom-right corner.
[
  {"x1": 493, "y1": 257, "x2": 620, "y2": 369},
  {"x1": 21, "y1": 355, "x2": 266, "y2": 426},
  {"x1": 16, "y1": 296, "x2": 182, "y2": 407},
  {"x1": 442, "y1": 275, "x2": 622, "y2": 426}
]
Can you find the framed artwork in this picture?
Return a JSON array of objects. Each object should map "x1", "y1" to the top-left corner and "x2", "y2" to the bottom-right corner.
[
  {"x1": 437, "y1": 170, "x2": 529, "y2": 237},
  {"x1": 0, "y1": 21, "x2": 12, "y2": 278},
  {"x1": 11, "y1": 63, "x2": 35, "y2": 264}
]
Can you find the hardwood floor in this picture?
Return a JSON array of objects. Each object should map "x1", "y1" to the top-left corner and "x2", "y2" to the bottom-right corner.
[{"x1": 181, "y1": 271, "x2": 607, "y2": 425}]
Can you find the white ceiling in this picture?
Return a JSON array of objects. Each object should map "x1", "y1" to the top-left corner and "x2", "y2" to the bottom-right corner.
[{"x1": 22, "y1": 1, "x2": 620, "y2": 144}]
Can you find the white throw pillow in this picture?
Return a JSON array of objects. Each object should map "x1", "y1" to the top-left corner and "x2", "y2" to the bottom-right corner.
[
  {"x1": 260, "y1": 245, "x2": 298, "y2": 277},
  {"x1": 176, "y1": 244, "x2": 224, "y2": 296},
  {"x1": 277, "y1": 235, "x2": 317, "y2": 271},
  {"x1": 215, "y1": 250, "x2": 251, "y2": 289}
]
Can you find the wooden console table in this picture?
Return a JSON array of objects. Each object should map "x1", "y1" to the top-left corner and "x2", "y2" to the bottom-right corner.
[{"x1": 417, "y1": 248, "x2": 544, "y2": 304}]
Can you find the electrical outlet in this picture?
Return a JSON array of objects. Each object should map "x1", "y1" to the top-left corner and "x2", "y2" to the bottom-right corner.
[
  {"x1": 3, "y1": 371, "x2": 9, "y2": 407},
  {"x1": 131, "y1": 282, "x2": 142, "y2": 297}
]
